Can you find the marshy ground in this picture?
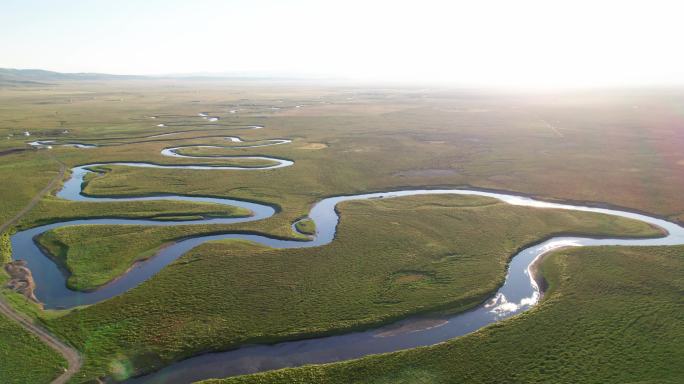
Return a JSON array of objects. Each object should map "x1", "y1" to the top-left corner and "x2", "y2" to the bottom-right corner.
[{"x1": 1, "y1": 81, "x2": 683, "y2": 383}]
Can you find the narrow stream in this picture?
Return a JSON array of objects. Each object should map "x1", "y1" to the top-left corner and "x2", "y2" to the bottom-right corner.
[
  {"x1": 123, "y1": 189, "x2": 684, "y2": 384},
  {"x1": 10, "y1": 139, "x2": 684, "y2": 383}
]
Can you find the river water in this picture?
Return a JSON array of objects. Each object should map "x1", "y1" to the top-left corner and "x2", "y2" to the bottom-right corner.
[{"x1": 10, "y1": 146, "x2": 684, "y2": 383}]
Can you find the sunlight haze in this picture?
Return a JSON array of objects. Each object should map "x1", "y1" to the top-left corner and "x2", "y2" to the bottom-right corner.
[
  {"x1": 2, "y1": 1, "x2": 684, "y2": 383},
  {"x1": 2, "y1": 0, "x2": 684, "y2": 87}
]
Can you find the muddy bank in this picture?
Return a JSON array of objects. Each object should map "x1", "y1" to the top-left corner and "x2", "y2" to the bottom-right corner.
[{"x1": 4, "y1": 260, "x2": 38, "y2": 303}]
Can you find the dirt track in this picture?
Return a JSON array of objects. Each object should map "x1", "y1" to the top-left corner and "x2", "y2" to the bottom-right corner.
[
  {"x1": 0, "y1": 298, "x2": 81, "y2": 383},
  {"x1": 0, "y1": 156, "x2": 65, "y2": 234},
  {"x1": 0, "y1": 155, "x2": 81, "y2": 383}
]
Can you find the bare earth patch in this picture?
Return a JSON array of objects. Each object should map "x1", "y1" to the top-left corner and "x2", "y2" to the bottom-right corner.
[
  {"x1": 298, "y1": 143, "x2": 328, "y2": 150},
  {"x1": 394, "y1": 273, "x2": 427, "y2": 284},
  {"x1": 278, "y1": 103, "x2": 408, "y2": 116},
  {"x1": 487, "y1": 174, "x2": 517, "y2": 183},
  {"x1": 394, "y1": 169, "x2": 458, "y2": 177},
  {"x1": 4, "y1": 261, "x2": 38, "y2": 302}
]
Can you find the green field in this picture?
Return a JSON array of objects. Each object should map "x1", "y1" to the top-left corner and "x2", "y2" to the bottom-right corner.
[
  {"x1": 0, "y1": 232, "x2": 11, "y2": 264},
  {"x1": 0, "y1": 151, "x2": 62, "y2": 227},
  {"x1": 206, "y1": 245, "x2": 684, "y2": 384},
  {"x1": 28, "y1": 198, "x2": 252, "y2": 291},
  {"x1": 294, "y1": 218, "x2": 316, "y2": 235},
  {"x1": 4, "y1": 84, "x2": 684, "y2": 238},
  {"x1": 1, "y1": 81, "x2": 683, "y2": 383},
  {"x1": 0, "y1": 270, "x2": 67, "y2": 384},
  {"x1": 0, "y1": 313, "x2": 67, "y2": 384},
  {"x1": 40, "y1": 195, "x2": 660, "y2": 381},
  {"x1": 23, "y1": 197, "x2": 251, "y2": 229}
]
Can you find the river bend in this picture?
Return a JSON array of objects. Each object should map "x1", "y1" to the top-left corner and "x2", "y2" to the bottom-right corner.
[{"x1": 10, "y1": 133, "x2": 684, "y2": 383}]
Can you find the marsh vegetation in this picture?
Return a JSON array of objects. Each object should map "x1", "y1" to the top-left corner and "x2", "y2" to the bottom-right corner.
[
  {"x1": 1, "y1": 82, "x2": 683, "y2": 383},
  {"x1": 206, "y1": 245, "x2": 684, "y2": 384}
]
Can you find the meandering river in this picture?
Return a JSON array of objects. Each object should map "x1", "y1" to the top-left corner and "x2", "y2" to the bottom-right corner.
[{"x1": 11, "y1": 133, "x2": 684, "y2": 383}]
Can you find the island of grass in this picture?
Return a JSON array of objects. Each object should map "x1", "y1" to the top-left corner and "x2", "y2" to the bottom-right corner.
[
  {"x1": 294, "y1": 218, "x2": 316, "y2": 235},
  {"x1": 22, "y1": 196, "x2": 252, "y2": 229},
  {"x1": 5, "y1": 85, "x2": 684, "y2": 239},
  {"x1": 170, "y1": 147, "x2": 286, "y2": 162},
  {"x1": 33, "y1": 199, "x2": 252, "y2": 291},
  {"x1": 35, "y1": 195, "x2": 663, "y2": 382},
  {"x1": 207, "y1": 245, "x2": 684, "y2": 384}
]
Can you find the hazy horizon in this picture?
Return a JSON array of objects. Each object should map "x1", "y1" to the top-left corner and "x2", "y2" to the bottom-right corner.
[{"x1": 2, "y1": 0, "x2": 684, "y2": 88}]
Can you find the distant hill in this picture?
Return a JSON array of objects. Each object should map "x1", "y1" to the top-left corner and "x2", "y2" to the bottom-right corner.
[
  {"x1": 0, "y1": 68, "x2": 143, "y2": 85},
  {"x1": 0, "y1": 68, "x2": 335, "y2": 86}
]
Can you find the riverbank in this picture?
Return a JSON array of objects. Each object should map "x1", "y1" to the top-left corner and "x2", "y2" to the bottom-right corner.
[
  {"x1": 203, "y1": 245, "x2": 684, "y2": 384},
  {"x1": 30, "y1": 191, "x2": 667, "y2": 382}
]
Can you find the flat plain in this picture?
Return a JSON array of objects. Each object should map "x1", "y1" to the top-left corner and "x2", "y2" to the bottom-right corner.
[
  {"x1": 207, "y1": 245, "x2": 684, "y2": 384},
  {"x1": 1, "y1": 80, "x2": 683, "y2": 383}
]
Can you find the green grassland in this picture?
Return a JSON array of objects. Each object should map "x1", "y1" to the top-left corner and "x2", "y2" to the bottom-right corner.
[
  {"x1": 0, "y1": 151, "x2": 62, "y2": 226},
  {"x1": 208, "y1": 245, "x2": 684, "y2": 384},
  {"x1": 4, "y1": 84, "x2": 684, "y2": 236},
  {"x1": 21, "y1": 196, "x2": 251, "y2": 229},
  {"x1": 34, "y1": 194, "x2": 660, "y2": 293},
  {"x1": 1, "y1": 82, "x2": 684, "y2": 383},
  {"x1": 0, "y1": 312, "x2": 67, "y2": 383},
  {"x1": 37, "y1": 195, "x2": 660, "y2": 382},
  {"x1": 0, "y1": 231, "x2": 11, "y2": 264},
  {"x1": 23, "y1": 93, "x2": 679, "y2": 241},
  {"x1": 172, "y1": 146, "x2": 291, "y2": 160},
  {"x1": 34, "y1": 221, "x2": 298, "y2": 292},
  {"x1": 294, "y1": 218, "x2": 316, "y2": 235},
  {"x1": 0, "y1": 271, "x2": 67, "y2": 384},
  {"x1": 25, "y1": 198, "x2": 251, "y2": 291}
]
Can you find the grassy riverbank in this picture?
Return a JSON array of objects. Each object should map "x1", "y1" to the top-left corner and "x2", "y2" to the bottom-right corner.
[
  {"x1": 32, "y1": 199, "x2": 251, "y2": 291},
  {"x1": 171, "y1": 147, "x2": 288, "y2": 163},
  {"x1": 22, "y1": 196, "x2": 251, "y2": 230},
  {"x1": 39, "y1": 195, "x2": 660, "y2": 382},
  {"x1": 205, "y1": 245, "x2": 684, "y2": 384},
  {"x1": 0, "y1": 313, "x2": 67, "y2": 383},
  {"x1": 2, "y1": 82, "x2": 684, "y2": 383},
  {"x1": 294, "y1": 218, "x2": 315, "y2": 235},
  {"x1": 7, "y1": 84, "x2": 684, "y2": 237},
  {"x1": 0, "y1": 151, "x2": 62, "y2": 227},
  {"x1": 0, "y1": 271, "x2": 67, "y2": 383},
  {"x1": 0, "y1": 231, "x2": 11, "y2": 264}
]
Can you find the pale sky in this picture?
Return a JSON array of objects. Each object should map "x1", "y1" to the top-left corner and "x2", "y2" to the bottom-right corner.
[{"x1": 2, "y1": 0, "x2": 684, "y2": 87}]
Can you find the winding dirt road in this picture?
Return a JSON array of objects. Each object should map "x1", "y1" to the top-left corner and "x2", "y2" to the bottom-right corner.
[
  {"x1": 0, "y1": 154, "x2": 81, "y2": 384},
  {"x1": 0, "y1": 299, "x2": 81, "y2": 383},
  {"x1": 0, "y1": 155, "x2": 65, "y2": 234}
]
